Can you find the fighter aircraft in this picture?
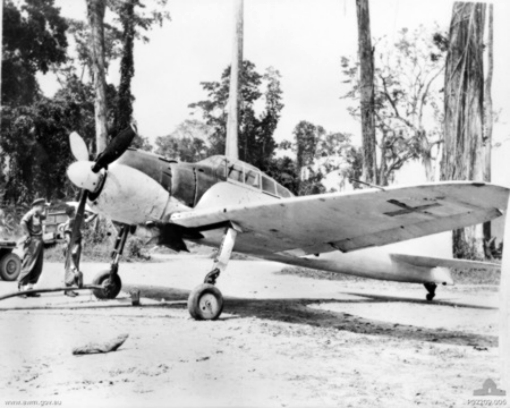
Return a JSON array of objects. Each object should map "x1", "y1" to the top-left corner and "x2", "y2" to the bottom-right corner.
[{"x1": 65, "y1": 125, "x2": 509, "y2": 320}]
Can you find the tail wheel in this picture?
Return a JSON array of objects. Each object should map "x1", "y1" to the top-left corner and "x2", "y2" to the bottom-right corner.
[
  {"x1": 424, "y1": 282, "x2": 437, "y2": 302},
  {"x1": 187, "y1": 283, "x2": 224, "y2": 321},
  {"x1": 0, "y1": 253, "x2": 21, "y2": 281},
  {"x1": 92, "y1": 269, "x2": 122, "y2": 300}
]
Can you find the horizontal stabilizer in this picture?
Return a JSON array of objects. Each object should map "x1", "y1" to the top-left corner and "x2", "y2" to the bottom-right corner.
[{"x1": 390, "y1": 253, "x2": 501, "y2": 271}]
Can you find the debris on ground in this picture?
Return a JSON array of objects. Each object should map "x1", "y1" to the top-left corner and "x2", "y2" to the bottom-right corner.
[{"x1": 72, "y1": 334, "x2": 129, "y2": 356}]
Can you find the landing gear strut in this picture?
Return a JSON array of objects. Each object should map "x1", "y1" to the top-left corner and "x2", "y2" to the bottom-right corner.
[
  {"x1": 92, "y1": 224, "x2": 130, "y2": 300},
  {"x1": 424, "y1": 282, "x2": 437, "y2": 301},
  {"x1": 188, "y1": 226, "x2": 239, "y2": 320}
]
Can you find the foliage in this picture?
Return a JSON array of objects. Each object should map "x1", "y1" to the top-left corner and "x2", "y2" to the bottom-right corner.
[
  {"x1": 264, "y1": 155, "x2": 299, "y2": 196},
  {"x1": 65, "y1": 0, "x2": 170, "y2": 80},
  {"x1": 189, "y1": 61, "x2": 284, "y2": 171},
  {"x1": 1, "y1": 89, "x2": 94, "y2": 203},
  {"x1": 281, "y1": 122, "x2": 362, "y2": 195},
  {"x1": 114, "y1": 0, "x2": 136, "y2": 131},
  {"x1": 2, "y1": 0, "x2": 68, "y2": 106},
  {"x1": 341, "y1": 25, "x2": 446, "y2": 185},
  {"x1": 132, "y1": 134, "x2": 154, "y2": 152},
  {"x1": 108, "y1": 0, "x2": 170, "y2": 131},
  {"x1": 154, "y1": 120, "x2": 211, "y2": 161}
]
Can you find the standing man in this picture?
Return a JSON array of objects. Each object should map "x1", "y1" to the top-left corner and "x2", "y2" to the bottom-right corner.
[
  {"x1": 63, "y1": 206, "x2": 97, "y2": 297},
  {"x1": 18, "y1": 198, "x2": 48, "y2": 296}
]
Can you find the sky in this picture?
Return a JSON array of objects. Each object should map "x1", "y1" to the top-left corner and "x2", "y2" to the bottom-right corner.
[{"x1": 37, "y1": 0, "x2": 510, "y2": 151}]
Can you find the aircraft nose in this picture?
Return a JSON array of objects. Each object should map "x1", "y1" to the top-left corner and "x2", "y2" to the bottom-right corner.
[{"x1": 67, "y1": 161, "x2": 103, "y2": 193}]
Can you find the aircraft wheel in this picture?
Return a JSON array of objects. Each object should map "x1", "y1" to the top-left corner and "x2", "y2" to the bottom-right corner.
[
  {"x1": 426, "y1": 293, "x2": 435, "y2": 301},
  {"x1": 187, "y1": 283, "x2": 224, "y2": 321},
  {"x1": 0, "y1": 253, "x2": 21, "y2": 281},
  {"x1": 92, "y1": 269, "x2": 122, "y2": 300}
]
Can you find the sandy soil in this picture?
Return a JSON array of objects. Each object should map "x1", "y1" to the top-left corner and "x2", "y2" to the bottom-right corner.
[{"x1": 0, "y1": 255, "x2": 505, "y2": 407}]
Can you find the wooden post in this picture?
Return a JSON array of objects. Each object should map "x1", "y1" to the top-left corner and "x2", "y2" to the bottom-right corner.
[
  {"x1": 225, "y1": 0, "x2": 243, "y2": 161},
  {"x1": 500, "y1": 194, "x2": 510, "y2": 391}
]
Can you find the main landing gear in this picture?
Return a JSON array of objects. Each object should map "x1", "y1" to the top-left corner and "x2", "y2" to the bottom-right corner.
[
  {"x1": 424, "y1": 282, "x2": 437, "y2": 301},
  {"x1": 187, "y1": 226, "x2": 239, "y2": 320},
  {"x1": 92, "y1": 224, "x2": 131, "y2": 300}
]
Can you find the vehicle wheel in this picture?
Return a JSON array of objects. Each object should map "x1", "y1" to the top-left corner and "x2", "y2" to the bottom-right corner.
[
  {"x1": 92, "y1": 269, "x2": 122, "y2": 300},
  {"x1": 187, "y1": 283, "x2": 224, "y2": 321},
  {"x1": 0, "y1": 253, "x2": 21, "y2": 281}
]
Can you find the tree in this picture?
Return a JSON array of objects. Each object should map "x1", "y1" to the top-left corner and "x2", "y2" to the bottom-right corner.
[
  {"x1": 441, "y1": 2, "x2": 486, "y2": 260},
  {"x1": 1, "y1": 0, "x2": 70, "y2": 203},
  {"x1": 483, "y1": 4, "x2": 494, "y2": 245},
  {"x1": 355, "y1": 0, "x2": 376, "y2": 184},
  {"x1": 189, "y1": 61, "x2": 284, "y2": 171},
  {"x1": 225, "y1": 0, "x2": 243, "y2": 160},
  {"x1": 113, "y1": 0, "x2": 136, "y2": 131},
  {"x1": 86, "y1": 0, "x2": 108, "y2": 154},
  {"x1": 154, "y1": 119, "x2": 211, "y2": 162},
  {"x1": 291, "y1": 121, "x2": 325, "y2": 194},
  {"x1": 282, "y1": 122, "x2": 362, "y2": 195},
  {"x1": 1, "y1": 89, "x2": 95, "y2": 203},
  {"x1": 107, "y1": 0, "x2": 171, "y2": 132},
  {"x1": 342, "y1": 25, "x2": 446, "y2": 185},
  {"x1": 265, "y1": 156, "x2": 299, "y2": 196},
  {"x1": 2, "y1": 0, "x2": 68, "y2": 106}
]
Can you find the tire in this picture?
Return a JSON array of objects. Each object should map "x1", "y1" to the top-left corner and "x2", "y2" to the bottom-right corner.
[
  {"x1": 187, "y1": 283, "x2": 224, "y2": 321},
  {"x1": 0, "y1": 252, "x2": 21, "y2": 281},
  {"x1": 92, "y1": 269, "x2": 122, "y2": 300}
]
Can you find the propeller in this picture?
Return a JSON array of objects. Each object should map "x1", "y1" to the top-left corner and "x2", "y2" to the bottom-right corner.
[
  {"x1": 65, "y1": 123, "x2": 138, "y2": 282},
  {"x1": 67, "y1": 123, "x2": 137, "y2": 192}
]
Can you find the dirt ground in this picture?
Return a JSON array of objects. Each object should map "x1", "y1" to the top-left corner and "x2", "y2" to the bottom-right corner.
[{"x1": 0, "y1": 255, "x2": 506, "y2": 407}]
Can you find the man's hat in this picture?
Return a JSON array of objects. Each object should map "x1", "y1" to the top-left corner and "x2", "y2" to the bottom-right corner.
[{"x1": 32, "y1": 198, "x2": 47, "y2": 207}]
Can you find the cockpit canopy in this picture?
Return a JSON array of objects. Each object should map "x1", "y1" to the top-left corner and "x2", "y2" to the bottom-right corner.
[{"x1": 198, "y1": 155, "x2": 294, "y2": 199}]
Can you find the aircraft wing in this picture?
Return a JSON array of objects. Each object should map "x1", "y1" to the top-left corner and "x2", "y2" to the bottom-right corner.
[{"x1": 170, "y1": 182, "x2": 509, "y2": 256}]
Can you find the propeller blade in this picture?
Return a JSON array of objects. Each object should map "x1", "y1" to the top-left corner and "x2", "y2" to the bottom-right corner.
[
  {"x1": 64, "y1": 189, "x2": 88, "y2": 280},
  {"x1": 70, "y1": 132, "x2": 90, "y2": 162},
  {"x1": 92, "y1": 124, "x2": 137, "y2": 173}
]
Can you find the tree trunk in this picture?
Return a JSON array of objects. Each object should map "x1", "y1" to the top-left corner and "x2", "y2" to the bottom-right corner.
[
  {"x1": 225, "y1": 0, "x2": 243, "y2": 161},
  {"x1": 356, "y1": 0, "x2": 377, "y2": 184},
  {"x1": 0, "y1": 0, "x2": 3, "y2": 117},
  {"x1": 441, "y1": 1, "x2": 486, "y2": 260},
  {"x1": 86, "y1": 0, "x2": 108, "y2": 155},
  {"x1": 483, "y1": 4, "x2": 494, "y2": 246},
  {"x1": 116, "y1": 0, "x2": 136, "y2": 131}
]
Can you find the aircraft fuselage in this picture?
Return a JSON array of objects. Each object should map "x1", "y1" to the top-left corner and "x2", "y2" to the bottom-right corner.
[{"x1": 83, "y1": 149, "x2": 454, "y2": 286}]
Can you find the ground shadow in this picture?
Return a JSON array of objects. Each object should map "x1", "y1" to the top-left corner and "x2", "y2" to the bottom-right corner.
[
  {"x1": 122, "y1": 283, "x2": 497, "y2": 348},
  {"x1": 0, "y1": 282, "x2": 495, "y2": 348},
  {"x1": 344, "y1": 291, "x2": 497, "y2": 310}
]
